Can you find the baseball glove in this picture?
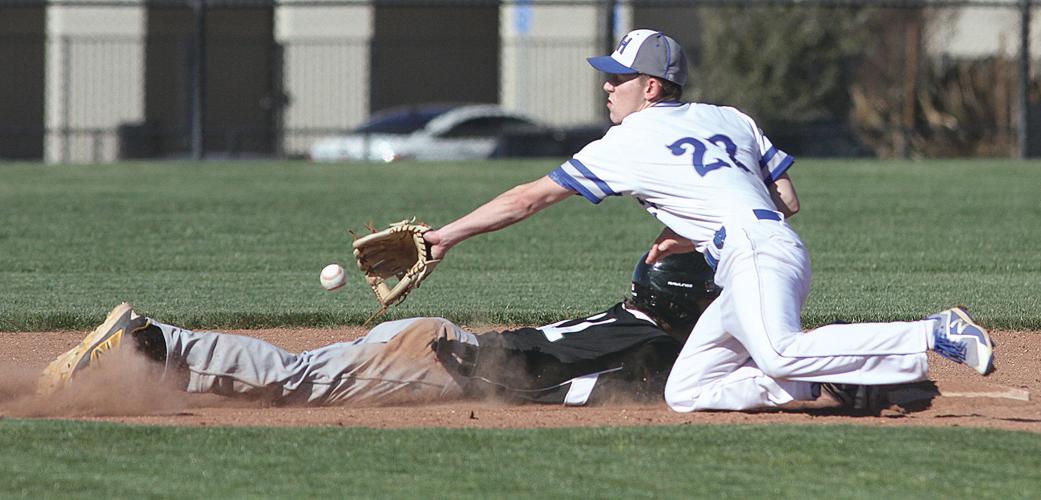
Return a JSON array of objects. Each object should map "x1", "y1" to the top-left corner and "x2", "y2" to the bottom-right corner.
[{"x1": 352, "y1": 218, "x2": 440, "y2": 317}]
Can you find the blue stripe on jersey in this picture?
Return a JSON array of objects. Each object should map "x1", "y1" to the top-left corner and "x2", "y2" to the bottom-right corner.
[
  {"x1": 549, "y1": 167, "x2": 602, "y2": 204},
  {"x1": 704, "y1": 250, "x2": 719, "y2": 271},
  {"x1": 568, "y1": 159, "x2": 618, "y2": 197},
  {"x1": 758, "y1": 146, "x2": 795, "y2": 183},
  {"x1": 759, "y1": 146, "x2": 778, "y2": 168},
  {"x1": 769, "y1": 154, "x2": 795, "y2": 182}
]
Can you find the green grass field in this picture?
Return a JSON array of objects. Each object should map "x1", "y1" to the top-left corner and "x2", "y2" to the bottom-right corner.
[
  {"x1": 3, "y1": 420, "x2": 1041, "y2": 499},
  {"x1": 1, "y1": 159, "x2": 1039, "y2": 331},
  {"x1": 2, "y1": 159, "x2": 1040, "y2": 498}
]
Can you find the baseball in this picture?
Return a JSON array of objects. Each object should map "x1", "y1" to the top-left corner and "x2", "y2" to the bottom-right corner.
[{"x1": 320, "y1": 263, "x2": 347, "y2": 291}]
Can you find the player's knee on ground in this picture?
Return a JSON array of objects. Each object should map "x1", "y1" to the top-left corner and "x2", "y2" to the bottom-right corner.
[
  {"x1": 663, "y1": 373, "x2": 699, "y2": 412},
  {"x1": 664, "y1": 388, "x2": 693, "y2": 412}
]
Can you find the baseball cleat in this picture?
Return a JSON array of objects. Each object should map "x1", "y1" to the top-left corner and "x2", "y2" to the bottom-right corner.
[
  {"x1": 36, "y1": 303, "x2": 152, "y2": 396},
  {"x1": 819, "y1": 383, "x2": 880, "y2": 414},
  {"x1": 927, "y1": 306, "x2": 995, "y2": 376},
  {"x1": 818, "y1": 381, "x2": 940, "y2": 415}
]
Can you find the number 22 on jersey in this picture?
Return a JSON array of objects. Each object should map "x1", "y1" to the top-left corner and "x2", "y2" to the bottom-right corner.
[{"x1": 667, "y1": 134, "x2": 750, "y2": 177}]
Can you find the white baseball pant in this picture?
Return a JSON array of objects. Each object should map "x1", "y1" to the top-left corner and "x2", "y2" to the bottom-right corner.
[{"x1": 665, "y1": 210, "x2": 934, "y2": 412}]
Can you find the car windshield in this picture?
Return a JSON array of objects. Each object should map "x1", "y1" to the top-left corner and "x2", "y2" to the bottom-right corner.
[
  {"x1": 438, "y1": 116, "x2": 538, "y2": 138},
  {"x1": 354, "y1": 106, "x2": 455, "y2": 135}
]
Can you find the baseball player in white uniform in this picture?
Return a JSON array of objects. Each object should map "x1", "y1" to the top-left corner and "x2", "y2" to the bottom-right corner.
[{"x1": 423, "y1": 29, "x2": 995, "y2": 412}]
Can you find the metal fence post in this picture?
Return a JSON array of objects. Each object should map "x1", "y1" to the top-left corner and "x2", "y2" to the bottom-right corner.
[
  {"x1": 61, "y1": 35, "x2": 71, "y2": 164},
  {"x1": 600, "y1": 0, "x2": 616, "y2": 123},
  {"x1": 269, "y1": 41, "x2": 286, "y2": 158},
  {"x1": 603, "y1": 0, "x2": 616, "y2": 58},
  {"x1": 93, "y1": 129, "x2": 102, "y2": 164},
  {"x1": 191, "y1": 0, "x2": 207, "y2": 161},
  {"x1": 1019, "y1": 0, "x2": 1032, "y2": 159}
]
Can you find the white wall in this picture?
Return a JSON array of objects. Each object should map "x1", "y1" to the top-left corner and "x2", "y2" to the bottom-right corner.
[
  {"x1": 500, "y1": 2, "x2": 605, "y2": 126},
  {"x1": 275, "y1": 3, "x2": 372, "y2": 156},
  {"x1": 927, "y1": 6, "x2": 1041, "y2": 62},
  {"x1": 46, "y1": 4, "x2": 145, "y2": 163}
]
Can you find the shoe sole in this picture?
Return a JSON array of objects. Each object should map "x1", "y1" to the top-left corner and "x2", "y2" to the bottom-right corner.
[
  {"x1": 949, "y1": 307, "x2": 995, "y2": 376},
  {"x1": 36, "y1": 303, "x2": 135, "y2": 396}
]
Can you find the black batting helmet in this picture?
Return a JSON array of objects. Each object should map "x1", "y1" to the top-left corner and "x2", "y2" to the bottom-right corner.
[{"x1": 630, "y1": 251, "x2": 720, "y2": 335}]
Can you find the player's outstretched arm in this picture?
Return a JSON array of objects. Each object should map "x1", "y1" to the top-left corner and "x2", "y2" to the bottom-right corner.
[{"x1": 424, "y1": 175, "x2": 574, "y2": 260}]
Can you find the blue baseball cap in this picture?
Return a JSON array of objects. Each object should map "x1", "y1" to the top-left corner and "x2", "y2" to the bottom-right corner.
[{"x1": 587, "y1": 29, "x2": 688, "y2": 86}]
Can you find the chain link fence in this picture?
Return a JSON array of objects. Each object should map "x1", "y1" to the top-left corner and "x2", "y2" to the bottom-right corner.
[{"x1": 0, "y1": 0, "x2": 1038, "y2": 162}]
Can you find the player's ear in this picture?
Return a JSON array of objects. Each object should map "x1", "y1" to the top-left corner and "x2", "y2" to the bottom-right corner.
[{"x1": 643, "y1": 76, "x2": 662, "y2": 101}]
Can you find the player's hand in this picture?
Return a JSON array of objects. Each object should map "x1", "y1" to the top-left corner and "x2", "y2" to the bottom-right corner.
[
  {"x1": 423, "y1": 229, "x2": 450, "y2": 260},
  {"x1": 646, "y1": 227, "x2": 694, "y2": 263}
]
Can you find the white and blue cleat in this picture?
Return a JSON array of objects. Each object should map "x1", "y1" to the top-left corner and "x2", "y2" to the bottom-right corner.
[{"x1": 927, "y1": 306, "x2": 995, "y2": 376}]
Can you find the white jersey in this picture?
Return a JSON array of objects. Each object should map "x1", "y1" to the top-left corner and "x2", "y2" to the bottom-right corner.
[
  {"x1": 546, "y1": 102, "x2": 940, "y2": 413},
  {"x1": 548, "y1": 102, "x2": 794, "y2": 255}
]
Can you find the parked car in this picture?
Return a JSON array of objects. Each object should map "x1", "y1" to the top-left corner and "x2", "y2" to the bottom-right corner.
[
  {"x1": 492, "y1": 124, "x2": 608, "y2": 159},
  {"x1": 309, "y1": 104, "x2": 552, "y2": 162}
]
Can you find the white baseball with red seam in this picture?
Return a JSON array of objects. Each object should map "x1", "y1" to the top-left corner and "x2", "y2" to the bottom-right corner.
[{"x1": 320, "y1": 263, "x2": 347, "y2": 291}]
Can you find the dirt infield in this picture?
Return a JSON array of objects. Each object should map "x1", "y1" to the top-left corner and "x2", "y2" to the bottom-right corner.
[{"x1": 1, "y1": 327, "x2": 1038, "y2": 432}]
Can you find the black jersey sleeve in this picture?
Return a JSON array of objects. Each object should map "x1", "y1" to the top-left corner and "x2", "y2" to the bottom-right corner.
[{"x1": 464, "y1": 303, "x2": 682, "y2": 405}]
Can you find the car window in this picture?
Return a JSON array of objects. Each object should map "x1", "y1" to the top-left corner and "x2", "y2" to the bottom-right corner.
[
  {"x1": 355, "y1": 107, "x2": 452, "y2": 135},
  {"x1": 438, "y1": 116, "x2": 537, "y2": 138}
]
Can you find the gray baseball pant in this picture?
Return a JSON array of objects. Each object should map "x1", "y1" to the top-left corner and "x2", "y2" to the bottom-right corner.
[{"x1": 151, "y1": 317, "x2": 478, "y2": 406}]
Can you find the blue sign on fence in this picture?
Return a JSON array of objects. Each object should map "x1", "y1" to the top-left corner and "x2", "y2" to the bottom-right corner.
[{"x1": 515, "y1": 0, "x2": 532, "y2": 35}]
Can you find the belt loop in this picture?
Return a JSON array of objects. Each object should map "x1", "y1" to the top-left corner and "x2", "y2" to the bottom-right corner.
[
  {"x1": 713, "y1": 226, "x2": 727, "y2": 249},
  {"x1": 753, "y1": 209, "x2": 783, "y2": 221}
]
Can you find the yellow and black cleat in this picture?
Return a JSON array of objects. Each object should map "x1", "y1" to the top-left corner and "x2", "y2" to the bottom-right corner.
[{"x1": 36, "y1": 303, "x2": 152, "y2": 396}]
